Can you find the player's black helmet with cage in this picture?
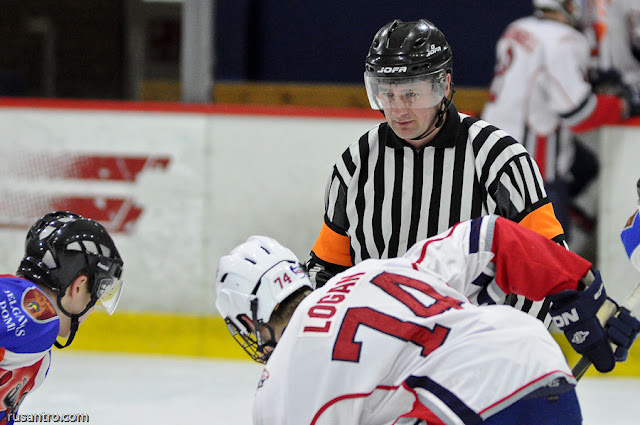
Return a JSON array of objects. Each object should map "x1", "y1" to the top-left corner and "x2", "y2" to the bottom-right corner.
[
  {"x1": 16, "y1": 211, "x2": 124, "y2": 347},
  {"x1": 364, "y1": 19, "x2": 456, "y2": 135}
]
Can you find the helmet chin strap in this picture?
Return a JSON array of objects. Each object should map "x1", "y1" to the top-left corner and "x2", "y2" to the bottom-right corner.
[
  {"x1": 250, "y1": 298, "x2": 277, "y2": 362},
  {"x1": 410, "y1": 83, "x2": 456, "y2": 142},
  {"x1": 55, "y1": 317, "x2": 79, "y2": 349},
  {"x1": 54, "y1": 291, "x2": 98, "y2": 349}
]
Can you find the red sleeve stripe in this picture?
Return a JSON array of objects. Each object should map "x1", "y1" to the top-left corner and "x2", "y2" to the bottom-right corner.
[{"x1": 411, "y1": 223, "x2": 460, "y2": 270}]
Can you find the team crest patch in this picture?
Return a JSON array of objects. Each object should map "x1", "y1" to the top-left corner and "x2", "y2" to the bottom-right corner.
[{"x1": 22, "y1": 288, "x2": 57, "y2": 322}]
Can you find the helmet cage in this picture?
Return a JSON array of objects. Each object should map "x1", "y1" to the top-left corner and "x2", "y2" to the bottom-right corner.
[{"x1": 224, "y1": 300, "x2": 277, "y2": 364}]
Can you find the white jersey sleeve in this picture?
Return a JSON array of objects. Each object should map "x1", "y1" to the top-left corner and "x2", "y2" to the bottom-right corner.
[{"x1": 543, "y1": 26, "x2": 594, "y2": 116}]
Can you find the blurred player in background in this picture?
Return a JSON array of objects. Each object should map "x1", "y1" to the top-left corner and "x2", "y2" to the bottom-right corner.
[
  {"x1": 584, "y1": 0, "x2": 640, "y2": 92},
  {"x1": 0, "y1": 211, "x2": 124, "y2": 424},
  {"x1": 216, "y1": 216, "x2": 640, "y2": 425},
  {"x1": 308, "y1": 18, "x2": 564, "y2": 326},
  {"x1": 482, "y1": 0, "x2": 639, "y2": 245}
]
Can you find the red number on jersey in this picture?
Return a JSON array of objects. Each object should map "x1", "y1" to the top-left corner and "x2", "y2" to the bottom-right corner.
[
  {"x1": 332, "y1": 272, "x2": 463, "y2": 362},
  {"x1": 487, "y1": 45, "x2": 514, "y2": 103},
  {"x1": 370, "y1": 272, "x2": 464, "y2": 317}
]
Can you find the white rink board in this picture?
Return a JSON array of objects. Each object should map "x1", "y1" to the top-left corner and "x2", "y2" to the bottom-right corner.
[
  {"x1": 4, "y1": 103, "x2": 637, "y2": 316},
  {"x1": 0, "y1": 105, "x2": 381, "y2": 314},
  {"x1": 207, "y1": 114, "x2": 378, "y2": 266}
]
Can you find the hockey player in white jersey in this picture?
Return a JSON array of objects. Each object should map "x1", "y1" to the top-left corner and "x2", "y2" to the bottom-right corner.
[
  {"x1": 583, "y1": 0, "x2": 640, "y2": 111},
  {"x1": 216, "y1": 216, "x2": 640, "y2": 424},
  {"x1": 586, "y1": 0, "x2": 640, "y2": 88},
  {"x1": 481, "y1": 0, "x2": 633, "y2": 240}
]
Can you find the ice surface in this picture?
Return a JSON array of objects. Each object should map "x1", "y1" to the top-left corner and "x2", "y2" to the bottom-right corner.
[{"x1": 18, "y1": 352, "x2": 640, "y2": 425}]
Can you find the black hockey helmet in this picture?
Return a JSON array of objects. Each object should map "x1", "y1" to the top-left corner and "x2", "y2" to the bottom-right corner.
[
  {"x1": 16, "y1": 211, "x2": 124, "y2": 347},
  {"x1": 364, "y1": 19, "x2": 456, "y2": 136},
  {"x1": 365, "y1": 19, "x2": 453, "y2": 80}
]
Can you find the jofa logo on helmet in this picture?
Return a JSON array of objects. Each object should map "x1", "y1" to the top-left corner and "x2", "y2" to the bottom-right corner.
[
  {"x1": 425, "y1": 44, "x2": 443, "y2": 58},
  {"x1": 377, "y1": 66, "x2": 407, "y2": 74}
]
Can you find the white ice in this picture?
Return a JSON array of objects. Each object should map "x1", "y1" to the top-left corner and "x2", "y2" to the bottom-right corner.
[{"x1": 18, "y1": 351, "x2": 640, "y2": 424}]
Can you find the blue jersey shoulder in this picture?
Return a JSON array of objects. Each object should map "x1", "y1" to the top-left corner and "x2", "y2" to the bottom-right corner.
[{"x1": 0, "y1": 276, "x2": 59, "y2": 354}]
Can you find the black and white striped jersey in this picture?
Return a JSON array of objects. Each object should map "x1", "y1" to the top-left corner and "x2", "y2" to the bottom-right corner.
[{"x1": 310, "y1": 104, "x2": 565, "y2": 326}]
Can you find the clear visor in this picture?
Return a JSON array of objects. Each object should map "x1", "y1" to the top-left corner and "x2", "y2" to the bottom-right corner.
[
  {"x1": 95, "y1": 277, "x2": 124, "y2": 315},
  {"x1": 364, "y1": 69, "x2": 447, "y2": 110}
]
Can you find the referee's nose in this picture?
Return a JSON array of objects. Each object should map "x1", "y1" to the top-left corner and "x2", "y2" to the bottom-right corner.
[{"x1": 389, "y1": 105, "x2": 412, "y2": 119}]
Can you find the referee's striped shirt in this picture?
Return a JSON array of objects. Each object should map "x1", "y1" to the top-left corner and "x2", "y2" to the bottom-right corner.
[{"x1": 310, "y1": 104, "x2": 565, "y2": 325}]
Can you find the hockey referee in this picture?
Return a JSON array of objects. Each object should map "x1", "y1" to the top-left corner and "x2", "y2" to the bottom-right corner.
[{"x1": 307, "y1": 19, "x2": 565, "y2": 327}]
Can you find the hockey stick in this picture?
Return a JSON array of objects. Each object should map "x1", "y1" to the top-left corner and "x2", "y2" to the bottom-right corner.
[
  {"x1": 572, "y1": 178, "x2": 640, "y2": 380},
  {"x1": 572, "y1": 283, "x2": 640, "y2": 380}
]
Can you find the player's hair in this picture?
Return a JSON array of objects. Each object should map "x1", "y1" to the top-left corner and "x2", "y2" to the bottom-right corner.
[{"x1": 269, "y1": 287, "x2": 313, "y2": 329}]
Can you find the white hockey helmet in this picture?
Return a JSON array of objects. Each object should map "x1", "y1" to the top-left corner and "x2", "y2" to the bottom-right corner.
[
  {"x1": 215, "y1": 235, "x2": 313, "y2": 362},
  {"x1": 533, "y1": 0, "x2": 582, "y2": 26}
]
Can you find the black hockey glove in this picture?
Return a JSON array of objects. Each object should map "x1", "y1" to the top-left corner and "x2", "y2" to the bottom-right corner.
[
  {"x1": 548, "y1": 270, "x2": 616, "y2": 373},
  {"x1": 606, "y1": 306, "x2": 640, "y2": 362},
  {"x1": 310, "y1": 266, "x2": 334, "y2": 288},
  {"x1": 306, "y1": 257, "x2": 347, "y2": 288},
  {"x1": 587, "y1": 68, "x2": 640, "y2": 117},
  {"x1": 588, "y1": 68, "x2": 623, "y2": 93}
]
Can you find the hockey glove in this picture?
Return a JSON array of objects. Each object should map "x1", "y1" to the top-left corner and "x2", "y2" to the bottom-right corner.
[
  {"x1": 305, "y1": 260, "x2": 338, "y2": 288},
  {"x1": 306, "y1": 256, "x2": 350, "y2": 288},
  {"x1": 549, "y1": 270, "x2": 616, "y2": 373},
  {"x1": 310, "y1": 266, "x2": 333, "y2": 288},
  {"x1": 605, "y1": 307, "x2": 640, "y2": 362},
  {"x1": 587, "y1": 68, "x2": 623, "y2": 93}
]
